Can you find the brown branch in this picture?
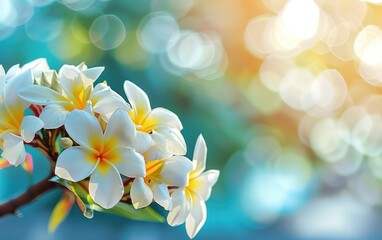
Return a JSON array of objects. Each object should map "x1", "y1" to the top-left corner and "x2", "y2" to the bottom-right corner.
[
  {"x1": 0, "y1": 112, "x2": 63, "y2": 218},
  {"x1": 0, "y1": 175, "x2": 58, "y2": 217}
]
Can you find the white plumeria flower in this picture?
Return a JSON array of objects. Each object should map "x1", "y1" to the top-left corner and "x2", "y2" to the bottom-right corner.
[
  {"x1": 18, "y1": 64, "x2": 128, "y2": 129},
  {"x1": 167, "y1": 135, "x2": 219, "y2": 239},
  {"x1": 0, "y1": 59, "x2": 50, "y2": 99},
  {"x1": 124, "y1": 80, "x2": 186, "y2": 154},
  {"x1": 6, "y1": 58, "x2": 49, "y2": 78},
  {"x1": 55, "y1": 109, "x2": 145, "y2": 209},
  {"x1": 130, "y1": 147, "x2": 193, "y2": 210},
  {"x1": 21, "y1": 58, "x2": 50, "y2": 80},
  {"x1": 0, "y1": 66, "x2": 43, "y2": 166}
]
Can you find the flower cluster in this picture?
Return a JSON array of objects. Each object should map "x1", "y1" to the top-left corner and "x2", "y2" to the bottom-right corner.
[{"x1": 0, "y1": 59, "x2": 219, "y2": 238}]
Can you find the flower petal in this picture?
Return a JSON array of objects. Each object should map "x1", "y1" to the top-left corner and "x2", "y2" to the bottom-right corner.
[
  {"x1": 146, "y1": 107, "x2": 183, "y2": 130},
  {"x1": 151, "y1": 183, "x2": 171, "y2": 210},
  {"x1": 77, "y1": 62, "x2": 87, "y2": 71},
  {"x1": 93, "y1": 99, "x2": 129, "y2": 122},
  {"x1": 20, "y1": 116, "x2": 43, "y2": 142},
  {"x1": 109, "y1": 147, "x2": 145, "y2": 178},
  {"x1": 6, "y1": 64, "x2": 21, "y2": 78},
  {"x1": 130, "y1": 177, "x2": 153, "y2": 209},
  {"x1": 40, "y1": 104, "x2": 69, "y2": 129},
  {"x1": 190, "y1": 170, "x2": 219, "y2": 201},
  {"x1": 192, "y1": 135, "x2": 207, "y2": 176},
  {"x1": 83, "y1": 100, "x2": 93, "y2": 114},
  {"x1": 55, "y1": 146, "x2": 96, "y2": 182},
  {"x1": 1, "y1": 133, "x2": 26, "y2": 166},
  {"x1": 82, "y1": 67, "x2": 104, "y2": 84},
  {"x1": 4, "y1": 69, "x2": 33, "y2": 110},
  {"x1": 132, "y1": 131, "x2": 154, "y2": 153},
  {"x1": 151, "y1": 127, "x2": 186, "y2": 155},
  {"x1": 160, "y1": 156, "x2": 193, "y2": 186},
  {"x1": 104, "y1": 109, "x2": 136, "y2": 147},
  {"x1": 89, "y1": 163, "x2": 124, "y2": 209},
  {"x1": 0, "y1": 65, "x2": 5, "y2": 76},
  {"x1": 0, "y1": 67, "x2": 5, "y2": 98},
  {"x1": 167, "y1": 188, "x2": 191, "y2": 226},
  {"x1": 18, "y1": 85, "x2": 68, "y2": 105},
  {"x1": 92, "y1": 83, "x2": 129, "y2": 120},
  {"x1": 65, "y1": 110, "x2": 103, "y2": 150},
  {"x1": 59, "y1": 65, "x2": 82, "y2": 93},
  {"x1": 21, "y1": 58, "x2": 50, "y2": 78},
  {"x1": 123, "y1": 81, "x2": 151, "y2": 116},
  {"x1": 59, "y1": 65, "x2": 89, "y2": 106},
  {"x1": 92, "y1": 82, "x2": 126, "y2": 105},
  {"x1": 185, "y1": 194, "x2": 207, "y2": 239},
  {"x1": 0, "y1": 103, "x2": 13, "y2": 131},
  {"x1": 143, "y1": 146, "x2": 172, "y2": 162}
]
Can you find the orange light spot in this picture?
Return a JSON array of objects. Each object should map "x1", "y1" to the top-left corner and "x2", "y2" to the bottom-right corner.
[
  {"x1": 22, "y1": 153, "x2": 34, "y2": 173},
  {"x1": 0, "y1": 158, "x2": 10, "y2": 169}
]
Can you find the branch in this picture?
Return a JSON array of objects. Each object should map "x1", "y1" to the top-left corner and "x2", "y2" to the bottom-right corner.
[{"x1": 0, "y1": 175, "x2": 58, "y2": 217}]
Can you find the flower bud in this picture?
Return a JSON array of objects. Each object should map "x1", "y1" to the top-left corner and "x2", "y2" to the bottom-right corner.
[{"x1": 60, "y1": 137, "x2": 73, "y2": 149}]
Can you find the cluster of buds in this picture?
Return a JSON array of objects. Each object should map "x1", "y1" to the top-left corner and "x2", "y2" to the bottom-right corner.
[{"x1": 0, "y1": 59, "x2": 219, "y2": 238}]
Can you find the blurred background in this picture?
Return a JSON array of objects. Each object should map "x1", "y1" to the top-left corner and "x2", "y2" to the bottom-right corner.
[{"x1": 2, "y1": 0, "x2": 382, "y2": 239}]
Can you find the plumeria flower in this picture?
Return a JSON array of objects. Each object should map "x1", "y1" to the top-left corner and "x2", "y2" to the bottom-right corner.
[
  {"x1": 130, "y1": 147, "x2": 193, "y2": 210},
  {"x1": 0, "y1": 59, "x2": 50, "y2": 99},
  {"x1": 18, "y1": 64, "x2": 129, "y2": 129},
  {"x1": 0, "y1": 67, "x2": 44, "y2": 166},
  {"x1": 167, "y1": 135, "x2": 219, "y2": 239},
  {"x1": 21, "y1": 58, "x2": 50, "y2": 80},
  {"x1": 55, "y1": 109, "x2": 145, "y2": 209},
  {"x1": 8, "y1": 58, "x2": 49, "y2": 79},
  {"x1": 124, "y1": 80, "x2": 186, "y2": 154}
]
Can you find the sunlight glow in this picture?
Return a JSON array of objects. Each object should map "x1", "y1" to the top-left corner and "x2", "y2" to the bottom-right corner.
[{"x1": 280, "y1": 0, "x2": 320, "y2": 40}]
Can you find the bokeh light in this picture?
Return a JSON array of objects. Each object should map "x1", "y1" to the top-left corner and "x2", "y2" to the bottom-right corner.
[
  {"x1": 89, "y1": 14, "x2": 126, "y2": 50},
  {"x1": 137, "y1": 12, "x2": 179, "y2": 54}
]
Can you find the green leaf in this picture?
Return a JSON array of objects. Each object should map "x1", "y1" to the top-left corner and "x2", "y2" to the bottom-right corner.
[
  {"x1": 93, "y1": 202, "x2": 164, "y2": 222},
  {"x1": 48, "y1": 190, "x2": 75, "y2": 233},
  {"x1": 50, "y1": 177, "x2": 164, "y2": 222},
  {"x1": 50, "y1": 177, "x2": 94, "y2": 219}
]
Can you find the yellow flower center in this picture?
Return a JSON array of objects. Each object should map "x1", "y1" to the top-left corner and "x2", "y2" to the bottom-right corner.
[
  {"x1": 129, "y1": 110, "x2": 158, "y2": 134},
  {"x1": 62, "y1": 83, "x2": 92, "y2": 111},
  {"x1": 144, "y1": 160, "x2": 164, "y2": 183},
  {"x1": 0, "y1": 103, "x2": 23, "y2": 135},
  {"x1": 93, "y1": 150, "x2": 114, "y2": 174}
]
